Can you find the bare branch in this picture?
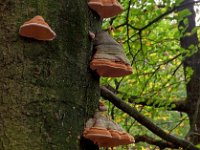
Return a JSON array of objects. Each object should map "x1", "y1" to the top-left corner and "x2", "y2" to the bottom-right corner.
[
  {"x1": 105, "y1": 85, "x2": 188, "y2": 112},
  {"x1": 129, "y1": 97, "x2": 188, "y2": 113},
  {"x1": 135, "y1": 135, "x2": 178, "y2": 149},
  {"x1": 172, "y1": 100, "x2": 189, "y2": 112},
  {"x1": 100, "y1": 86, "x2": 199, "y2": 150}
]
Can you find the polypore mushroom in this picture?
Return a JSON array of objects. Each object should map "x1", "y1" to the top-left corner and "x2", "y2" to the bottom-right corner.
[
  {"x1": 83, "y1": 101, "x2": 134, "y2": 148},
  {"x1": 83, "y1": 112, "x2": 112, "y2": 145},
  {"x1": 90, "y1": 31, "x2": 132, "y2": 77},
  {"x1": 88, "y1": 0, "x2": 123, "y2": 18},
  {"x1": 107, "y1": 120, "x2": 135, "y2": 146},
  {"x1": 19, "y1": 15, "x2": 56, "y2": 41}
]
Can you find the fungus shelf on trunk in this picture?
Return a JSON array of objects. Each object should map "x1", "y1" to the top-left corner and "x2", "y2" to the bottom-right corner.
[
  {"x1": 83, "y1": 101, "x2": 134, "y2": 148},
  {"x1": 90, "y1": 31, "x2": 132, "y2": 77},
  {"x1": 19, "y1": 15, "x2": 56, "y2": 41},
  {"x1": 88, "y1": 0, "x2": 123, "y2": 18}
]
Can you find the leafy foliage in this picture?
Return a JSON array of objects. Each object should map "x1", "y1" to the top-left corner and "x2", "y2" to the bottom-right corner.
[{"x1": 99, "y1": 0, "x2": 197, "y2": 149}]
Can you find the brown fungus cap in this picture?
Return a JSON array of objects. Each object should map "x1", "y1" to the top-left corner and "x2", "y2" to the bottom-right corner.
[
  {"x1": 83, "y1": 111, "x2": 134, "y2": 148},
  {"x1": 88, "y1": 0, "x2": 123, "y2": 18},
  {"x1": 84, "y1": 113, "x2": 112, "y2": 146},
  {"x1": 90, "y1": 31, "x2": 132, "y2": 77},
  {"x1": 19, "y1": 16, "x2": 56, "y2": 41},
  {"x1": 90, "y1": 59, "x2": 132, "y2": 77}
]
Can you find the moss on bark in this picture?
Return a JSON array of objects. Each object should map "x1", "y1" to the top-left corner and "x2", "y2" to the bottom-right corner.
[{"x1": 0, "y1": 0, "x2": 101, "y2": 149}]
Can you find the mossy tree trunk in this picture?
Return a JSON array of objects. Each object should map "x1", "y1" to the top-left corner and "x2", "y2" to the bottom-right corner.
[{"x1": 0, "y1": 0, "x2": 101, "y2": 149}]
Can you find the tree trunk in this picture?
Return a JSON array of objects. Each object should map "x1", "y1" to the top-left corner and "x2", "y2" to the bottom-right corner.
[
  {"x1": 0, "y1": 0, "x2": 100, "y2": 149},
  {"x1": 179, "y1": 0, "x2": 200, "y2": 145}
]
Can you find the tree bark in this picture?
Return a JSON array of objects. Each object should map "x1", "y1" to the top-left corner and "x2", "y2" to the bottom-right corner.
[
  {"x1": 179, "y1": 0, "x2": 200, "y2": 145},
  {"x1": 0, "y1": 0, "x2": 100, "y2": 149}
]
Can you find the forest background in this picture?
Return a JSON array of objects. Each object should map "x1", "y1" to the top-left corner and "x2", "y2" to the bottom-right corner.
[{"x1": 101, "y1": 0, "x2": 200, "y2": 149}]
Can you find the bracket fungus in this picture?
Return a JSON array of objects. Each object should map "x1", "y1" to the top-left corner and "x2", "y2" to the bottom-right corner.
[
  {"x1": 90, "y1": 31, "x2": 132, "y2": 77},
  {"x1": 88, "y1": 0, "x2": 123, "y2": 18},
  {"x1": 83, "y1": 101, "x2": 134, "y2": 148},
  {"x1": 19, "y1": 16, "x2": 56, "y2": 41}
]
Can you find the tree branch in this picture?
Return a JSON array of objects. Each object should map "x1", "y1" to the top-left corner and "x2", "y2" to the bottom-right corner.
[
  {"x1": 172, "y1": 100, "x2": 189, "y2": 112},
  {"x1": 129, "y1": 97, "x2": 188, "y2": 113},
  {"x1": 139, "y1": 0, "x2": 200, "y2": 31},
  {"x1": 105, "y1": 85, "x2": 188, "y2": 112},
  {"x1": 108, "y1": 0, "x2": 200, "y2": 33},
  {"x1": 100, "y1": 86, "x2": 199, "y2": 150},
  {"x1": 135, "y1": 135, "x2": 178, "y2": 149}
]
